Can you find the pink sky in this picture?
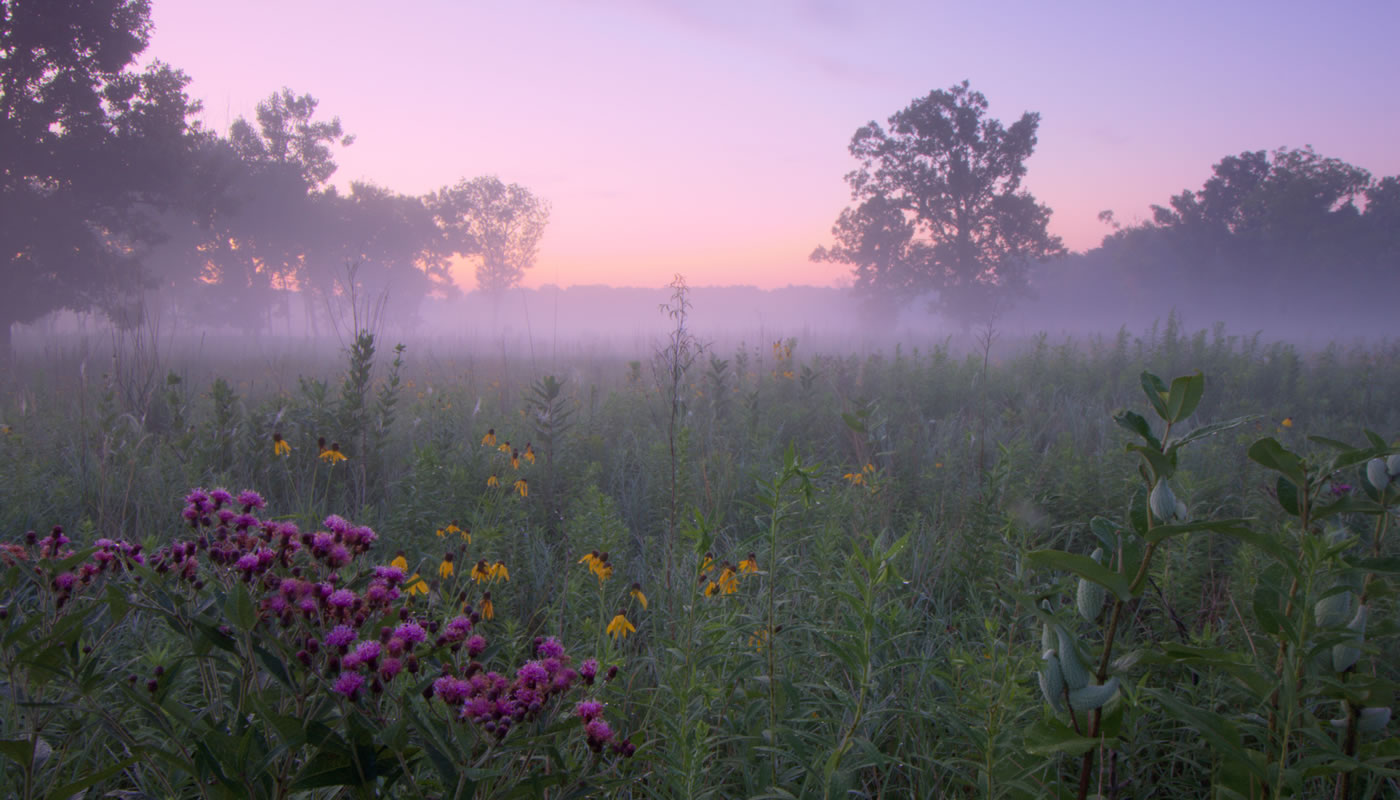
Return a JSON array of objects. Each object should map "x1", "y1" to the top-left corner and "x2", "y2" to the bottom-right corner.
[{"x1": 144, "y1": 0, "x2": 1400, "y2": 291}]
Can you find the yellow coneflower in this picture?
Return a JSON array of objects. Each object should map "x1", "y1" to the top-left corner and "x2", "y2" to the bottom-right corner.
[
  {"x1": 579, "y1": 551, "x2": 600, "y2": 571},
  {"x1": 405, "y1": 574, "x2": 428, "y2": 596},
  {"x1": 510, "y1": 450, "x2": 520, "y2": 470},
  {"x1": 471, "y1": 560, "x2": 491, "y2": 583},
  {"x1": 514, "y1": 478, "x2": 528, "y2": 497},
  {"x1": 700, "y1": 553, "x2": 714, "y2": 573},
  {"x1": 596, "y1": 561, "x2": 613, "y2": 583},
  {"x1": 738, "y1": 553, "x2": 758, "y2": 574},
  {"x1": 439, "y1": 552, "x2": 455, "y2": 578},
  {"x1": 842, "y1": 471, "x2": 865, "y2": 486},
  {"x1": 437, "y1": 521, "x2": 467, "y2": 542},
  {"x1": 487, "y1": 474, "x2": 500, "y2": 488},
  {"x1": 272, "y1": 432, "x2": 291, "y2": 456},
  {"x1": 490, "y1": 560, "x2": 510, "y2": 582},
  {"x1": 717, "y1": 565, "x2": 739, "y2": 595},
  {"x1": 481, "y1": 429, "x2": 496, "y2": 447},
  {"x1": 1282, "y1": 417, "x2": 1294, "y2": 428},
  {"x1": 498, "y1": 442, "x2": 512, "y2": 454},
  {"x1": 703, "y1": 580, "x2": 719, "y2": 598},
  {"x1": 523, "y1": 443, "x2": 535, "y2": 464},
  {"x1": 390, "y1": 551, "x2": 408, "y2": 571},
  {"x1": 863, "y1": 462, "x2": 875, "y2": 474},
  {"x1": 319, "y1": 442, "x2": 348, "y2": 464},
  {"x1": 606, "y1": 611, "x2": 636, "y2": 640},
  {"x1": 749, "y1": 628, "x2": 770, "y2": 653},
  {"x1": 481, "y1": 591, "x2": 494, "y2": 620},
  {"x1": 630, "y1": 582, "x2": 648, "y2": 610}
]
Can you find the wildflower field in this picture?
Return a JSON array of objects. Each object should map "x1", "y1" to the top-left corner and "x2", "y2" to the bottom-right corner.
[{"x1": 1, "y1": 319, "x2": 1399, "y2": 799}]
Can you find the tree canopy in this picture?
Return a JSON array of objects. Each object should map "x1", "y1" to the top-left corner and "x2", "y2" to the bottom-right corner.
[
  {"x1": 813, "y1": 81, "x2": 1064, "y2": 325},
  {"x1": 430, "y1": 176, "x2": 551, "y2": 295}
]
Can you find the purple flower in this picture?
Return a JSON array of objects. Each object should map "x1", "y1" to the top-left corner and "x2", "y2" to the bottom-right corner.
[
  {"x1": 235, "y1": 552, "x2": 260, "y2": 571},
  {"x1": 517, "y1": 661, "x2": 548, "y2": 686},
  {"x1": 580, "y1": 658, "x2": 599, "y2": 683},
  {"x1": 394, "y1": 622, "x2": 427, "y2": 645},
  {"x1": 333, "y1": 673, "x2": 365, "y2": 700},
  {"x1": 536, "y1": 636, "x2": 565, "y2": 659},
  {"x1": 232, "y1": 513, "x2": 258, "y2": 530},
  {"x1": 585, "y1": 718, "x2": 614, "y2": 749},
  {"x1": 326, "y1": 624, "x2": 357, "y2": 649},
  {"x1": 209, "y1": 489, "x2": 234, "y2": 508},
  {"x1": 326, "y1": 544, "x2": 351, "y2": 569},
  {"x1": 380, "y1": 657, "x2": 403, "y2": 681},
  {"x1": 575, "y1": 700, "x2": 604, "y2": 720},
  {"x1": 238, "y1": 490, "x2": 266, "y2": 510},
  {"x1": 323, "y1": 515, "x2": 350, "y2": 535},
  {"x1": 327, "y1": 589, "x2": 356, "y2": 609},
  {"x1": 352, "y1": 640, "x2": 381, "y2": 663},
  {"x1": 466, "y1": 635, "x2": 486, "y2": 658},
  {"x1": 434, "y1": 676, "x2": 471, "y2": 704},
  {"x1": 374, "y1": 566, "x2": 405, "y2": 584},
  {"x1": 54, "y1": 572, "x2": 76, "y2": 591},
  {"x1": 348, "y1": 525, "x2": 377, "y2": 547}
]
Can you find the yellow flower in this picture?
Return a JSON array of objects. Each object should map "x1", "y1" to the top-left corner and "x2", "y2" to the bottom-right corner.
[
  {"x1": 272, "y1": 432, "x2": 291, "y2": 456},
  {"x1": 703, "y1": 580, "x2": 718, "y2": 598},
  {"x1": 717, "y1": 565, "x2": 739, "y2": 595},
  {"x1": 405, "y1": 574, "x2": 428, "y2": 595},
  {"x1": 437, "y1": 521, "x2": 468, "y2": 542},
  {"x1": 523, "y1": 444, "x2": 535, "y2": 464},
  {"x1": 471, "y1": 560, "x2": 491, "y2": 583},
  {"x1": 498, "y1": 442, "x2": 512, "y2": 454},
  {"x1": 390, "y1": 552, "x2": 408, "y2": 571},
  {"x1": 1282, "y1": 417, "x2": 1294, "y2": 428},
  {"x1": 481, "y1": 429, "x2": 496, "y2": 446},
  {"x1": 514, "y1": 478, "x2": 528, "y2": 497},
  {"x1": 863, "y1": 463, "x2": 875, "y2": 474},
  {"x1": 842, "y1": 471, "x2": 865, "y2": 486},
  {"x1": 318, "y1": 442, "x2": 348, "y2": 464},
  {"x1": 738, "y1": 553, "x2": 758, "y2": 574},
  {"x1": 490, "y1": 560, "x2": 510, "y2": 582},
  {"x1": 749, "y1": 628, "x2": 769, "y2": 653},
  {"x1": 630, "y1": 583, "x2": 648, "y2": 610},
  {"x1": 439, "y1": 553, "x2": 455, "y2": 578},
  {"x1": 606, "y1": 611, "x2": 636, "y2": 640},
  {"x1": 510, "y1": 450, "x2": 520, "y2": 470},
  {"x1": 481, "y1": 591, "x2": 494, "y2": 620},
  {"x1": 596, "y1": 561, "x2": 613, "y2": 582},
  {"x1": 700, "y1": 553, "x2": 714, "y2": 573},
  {"x1": 579, "y1": 551, "x2": 600, "y2": 570},
  {"x1": 487, "y1": 474, "x2": 500, "y2": 488}
]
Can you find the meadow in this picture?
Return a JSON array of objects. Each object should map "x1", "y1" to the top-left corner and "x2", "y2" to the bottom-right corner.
[{"x1": 1, "y1": 311, "x2": 1398, "y2": 799}]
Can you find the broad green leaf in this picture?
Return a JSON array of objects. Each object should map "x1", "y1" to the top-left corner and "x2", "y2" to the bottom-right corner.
[
  {"x1": 1023, "y1": 717, "x2": 1102, "y2": 756},
  {"x1": 1276, "y1": 476, "x2": 1300, "y2": 517},
  {"x1": 1165, "y1": 371, "x2": 1205, "y2": 423},
  {"x1": 1140, "y1": 371, "x2": 1170, "y2": 420},
  {"x1": 840, "y1": 412, "x2": 867, "y2": 434},
  {"x1": 44, "y1": 755, "x2": 141, "y2": 800},
  {"x1": 1113, "y1": 410, "x2": 1160, "y2": 449},
  {"x1": 1026, "y1": 549, "x2": 1134, "y2": 601},
  {"x1": 1247, "y1": 438, "x2": 1307, "y2": 487},
  {"x1": 1148, "y1": 690, "x2": 1267, "y2": 781},
  {"x1": 1142, "y1": 518, "x2": 1254, "y2": 545},
  {"x1": 1167, "y1": 415, "x2": 1257, "y2": 451}
]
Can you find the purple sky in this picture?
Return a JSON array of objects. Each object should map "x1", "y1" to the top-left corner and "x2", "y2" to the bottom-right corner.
[{"x1": 144, "y1": 0, "x2": 1400, "y2": 290}]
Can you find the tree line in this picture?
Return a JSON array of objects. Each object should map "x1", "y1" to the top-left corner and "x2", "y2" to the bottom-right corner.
[{"x1": 1, "y1": 0, "x2": 549, "y2": 353}]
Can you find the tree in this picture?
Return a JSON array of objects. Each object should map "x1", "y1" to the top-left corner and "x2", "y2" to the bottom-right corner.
[
  {"x1": 0, "y1": 0, "x2": 200, "y2": 353},
  {"x1": 430, "y1": 176, "x2": 550, "y2": 294},
  {"x1": 812, "y1": 81, "x2": 1064, "y2": 324}
]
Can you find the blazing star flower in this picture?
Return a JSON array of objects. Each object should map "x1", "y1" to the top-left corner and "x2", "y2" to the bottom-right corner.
[
  {"x1": 319, "y1": 442, "x2": 348, "y2": 464},
  {"x1": 272, "y1": 433, "x2": 291, "y2": 457},
  {"x1": 486, "y1": 475, "x2": 500, "y2": 488},
  {"x1": 333, "y1": 673, "x2": 365, "y2": 700},
  {"x1": 606, "y1": 611, "x2": 636, "y2": 641},
  {"x1": 481, "y1": 429, "x2": 496, "y2": 447},
  {"x1": 629, "y1": 583, "x2": 648, "y2": 610},
  {"x1": 514, "y1": 478, "x2": 528, "y2": 497},
  {"x1": 439, "y1": 553, "x2": 455, "y2": 579}
]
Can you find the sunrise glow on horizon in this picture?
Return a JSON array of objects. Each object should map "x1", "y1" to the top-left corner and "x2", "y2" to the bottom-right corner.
[{"x1": 144, "y1": 1, "x2": 1400, "y2": 292}]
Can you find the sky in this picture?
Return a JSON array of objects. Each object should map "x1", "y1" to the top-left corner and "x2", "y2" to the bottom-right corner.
[{"x1": 143, "y1": 0, "x2": 1400, "y2": 291}]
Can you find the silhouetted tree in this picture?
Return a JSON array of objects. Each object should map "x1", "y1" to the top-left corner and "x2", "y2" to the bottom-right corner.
[
  {"x1": 0, "y1": 0, "x2": 200, "y2": 353},
  {"x1": 813, "y1": 81, "x2": 1064, "y2": 325},
  {"x1": 430, "y1": 176, "x2": 550, "y2": 295}
]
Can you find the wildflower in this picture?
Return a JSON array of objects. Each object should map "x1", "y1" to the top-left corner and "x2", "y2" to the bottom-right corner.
[
  {"x1": 394, "y1": 622, "x2": 427, "y2": 645},
  {"x1": 272, "y1": 432, "x2": 291, "y2": 457},
  {"x1": 738, "y1": 553, "x2": 758, "y2": 574},
  {"x1": 390, "y1": 551, "x2": 408, "y2": 571},
  {"x1": 328, "y1": 589, "x2": 356, "y2": 609},
  {"x1": 717, "y1": 565, "x2": 739, "y2": 595},
  {"x1": 438, "y1": 521, "x2": 468, "y2": 542},
  {"x1": 537, "y1": 636, "x2": 565, "y2": 658},
  {"x1": 490, "y1": 560, "x2": 510, "y2": 581},
  {"x1": 0, "y1": 424, "x2": 11, "y2": 435},
  {"x1": 842, "y1": 470, "x2": 865, "y2": 486},
  {"x1": 481, "y1": 429, "x2": 496, "y2": 447},
  {"x1": 487, "y1": 475, "x2": 500, "y2": 488},
  {"x1": 579, "y1": 551, "x2": 600, "y2": 570},
  {"x1": 749, "y1": 628, "x2": 769, "y2": 653},
  {"x1": 481, "y1": 591, "x2": 494, "y2": 620},
  {"x1": 498, "y1": 442, "x2": 512, "y2": 454},
  {"x1": 510, "y1": 450, "x2": 520, "y2": 470},
  {"x1": 326, "y1": 625, "x2": 357, "y2": 649},
  {"x1": 333, "y1": 673, "x2": 365, "y2": 700},
  {"x1": 606, "y1": 611, "x2": 636, "y2": 640},
  {"x1": 1282, "y1": 417, "x2": 1294, "y2": 428},
  {"x1": 514, "y1": 478, "x2": 528, "y2": 497},
  {"x1": 580, "y1": 658, "x2": 599, "y2": 684},
  {"x1": 630, "y1": 583, "x2": 648, "y2": 610},
  {"x1": 576, "y1": 700, "x2": 604, "y2": 720},
  {"x1": 405, "y1": 574, "x2": 429, "y2": 596},
  {"x1": 700, "y1": 552, "x2": 714, "y2": 573},
  {"x1": 319, "y1": 442, "x2": 348, "y2": 464},
  {"x1": 524, "y1": 443, "x2": 536, "y2": 464},
  {"x1": 439, "y1": 552, "x2": 455, "y2": 578},
  {"x1": 237, "y1": 490, "x2": 266, "y2": 510},
  {"x1": 595, "y1": 560, "x2": 613, "y2": 582},
  {"x1": 703, "y1": 580, "x2": 718, "y2": 597}
]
